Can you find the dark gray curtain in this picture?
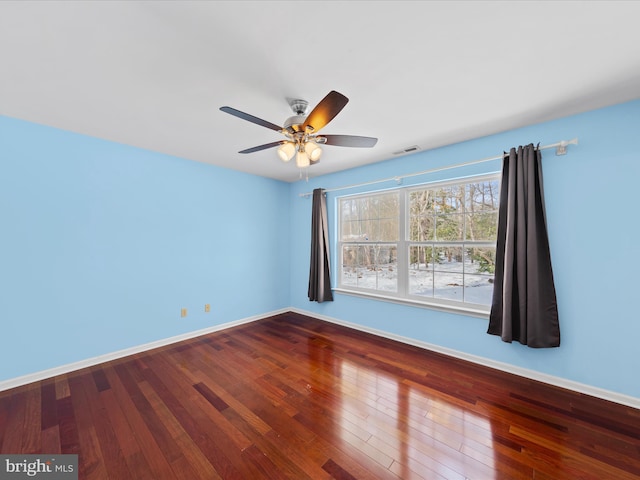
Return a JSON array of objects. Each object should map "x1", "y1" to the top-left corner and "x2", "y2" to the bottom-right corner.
[
  {"x1": 308, "y1": 188, "x2": 333, "y2": 302},
  {"x1": 487, "y1": 144, "x2": 560, "y2": 348}
]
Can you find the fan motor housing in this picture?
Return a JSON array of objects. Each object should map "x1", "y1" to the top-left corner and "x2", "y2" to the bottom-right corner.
[{"x1": 283, "y1": 115, "x2": 306, "y2": 132}]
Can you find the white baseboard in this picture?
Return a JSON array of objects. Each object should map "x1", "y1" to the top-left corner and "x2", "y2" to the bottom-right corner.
[
  {"x1": 3, "y1": 306, "x2": 638, "y2": 411},
  {"x1": 0, "y1": 308, "x2": 289, "y2": 393},
  {"x1": 289, "y1": 307, "x2": 640, "y2": 410}
]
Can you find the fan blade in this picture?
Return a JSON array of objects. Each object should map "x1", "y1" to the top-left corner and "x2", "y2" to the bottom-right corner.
[
  {"x1": 322, "y1": 135, "x2": 378, "y2": 148},
  {"x1": 220, "y1": 106, "x2": 283, "y2": 132},
  {"x1": 302, "y1": 91, "x2": 349, "y2": 133},
  {"x1": 238, "y1": 141, "x2": 285, "y2": 154}
]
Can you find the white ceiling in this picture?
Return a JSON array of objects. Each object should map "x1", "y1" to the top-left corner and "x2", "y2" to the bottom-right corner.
[{"x1": 1, "y1": 1, "x2": 640, "y2": 183}]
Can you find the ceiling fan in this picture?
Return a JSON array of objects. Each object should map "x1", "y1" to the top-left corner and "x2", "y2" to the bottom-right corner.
[{"x1": 220, "y1": 91, "x2": 377, "y2": 169}]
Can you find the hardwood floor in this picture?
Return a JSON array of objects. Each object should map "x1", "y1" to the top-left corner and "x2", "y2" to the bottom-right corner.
[{"x1": 1, "y1": 311, "x2": 639, "y2": 479}]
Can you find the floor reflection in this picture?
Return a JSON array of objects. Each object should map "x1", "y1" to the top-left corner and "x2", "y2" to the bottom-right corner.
[
  {"x1": 330, "y1": 357, "x2": 496, "y2": 479},
  {"x1": 303, "y1": 329, "x2": 498, "y2": 478}
]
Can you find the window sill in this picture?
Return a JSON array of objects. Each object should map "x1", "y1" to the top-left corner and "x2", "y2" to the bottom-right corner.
[{"x1": 332, "y1": 288, "x2": 490, "y2": 319}]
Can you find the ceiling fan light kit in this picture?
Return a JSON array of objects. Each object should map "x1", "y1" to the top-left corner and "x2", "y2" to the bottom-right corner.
[
  {"x1": 220, "y1": 90, "x2": 377, "y2": 171},
  {"x1": 304, "y1": 141, "x2": 322, "y2": 162},
  {"x1": 296, "y1": 149, "x2": 310, "y2": 168},
  {"x1": 277, "y1": 142, "x2": 296, "y2": 162}
]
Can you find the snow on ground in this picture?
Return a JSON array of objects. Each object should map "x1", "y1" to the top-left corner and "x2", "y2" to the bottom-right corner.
[{"x1": 341, "y1": 257, "x2": 494, "y2": 305}]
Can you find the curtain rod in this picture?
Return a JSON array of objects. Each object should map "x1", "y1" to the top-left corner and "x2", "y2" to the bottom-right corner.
[{"x1": 299, "y1": 138, "x2": 578, "y2": 198}]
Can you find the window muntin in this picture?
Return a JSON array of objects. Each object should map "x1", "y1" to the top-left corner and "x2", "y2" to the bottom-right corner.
[{"x1": 338, "y1": 176, "x2": 500, "y2": 311}]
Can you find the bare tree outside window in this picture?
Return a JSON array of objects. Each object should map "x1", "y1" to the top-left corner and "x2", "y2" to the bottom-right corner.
[{"x1": 338, "y1": 175, "x2": 500, "y2": 310}]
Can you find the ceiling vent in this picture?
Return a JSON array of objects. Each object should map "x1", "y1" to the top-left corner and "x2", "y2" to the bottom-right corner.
[{"x1": 393, "y1": 145, "x2": 421, "y2": 155}]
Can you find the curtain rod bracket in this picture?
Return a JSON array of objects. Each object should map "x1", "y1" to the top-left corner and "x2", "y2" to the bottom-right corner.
[
  {"x1": 556, "y1": 143, "x2": 567, "y2": 155},
  {"x1": 555, "y1": 138, "x2": 578, "y2": 156}
]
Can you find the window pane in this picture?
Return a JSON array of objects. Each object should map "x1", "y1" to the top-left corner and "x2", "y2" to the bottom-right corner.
[
  {"x1": 409, "y1": 246, "x2": 434, "y2": 296},
  {"x1": 341, "y1": 219, "x2": 363, "y2": 241},
  {"x1": 465, "y1": 212, "x2": 498, "y2": 241},
  {"x1": 379, "y1": 216, "x2": 398, "y2": 241},
  {"x1": 361, "y1": 219, "x2": 378, "y2": 242},
  {"x1": 341, "y1": 245, "x2": 359, "y2": 287},
  {"x1": 358, "y1": 197, "x2": 373, "y2": 220},
  {"x1": 434, "y1": 247, "x2": 464, "y2": 273},
  {"x1": 409, "y1": 214, "x2": 434, "y2": 241},
  {"x1": 341, "y1": 198, "x2": 357, "y2": 222},
  {"x1": 435, "y1": 185, "x2": 464, "y2": 213},
  {"x1": 379, "y1": 193, "x2": 399, "y2": 217},
  {"x1": 463, "y1": 275, "x2": 494, "y2": 305},
  {"x1": 375, "y1": 245, "x2": 397, "y2": 292},
  {"x1": 379, "y1": 194, "x2": 399, "y2": 241},
  {"x1": 409, "y1": 245, "x2": 434, "y2": 268},
  {"x1": 466, "y1": 180, "x2": 500, "y2": 212},
  {"x1": 435, "y1": 214, "x2": 464, "y2": 241},
  {"x1": 357, "y1": 265, "x2": 377, "y2": 289},
  {"x1": 434, "y1": 273, "x2": 464, "y2": 301},
  {"x1": 343, "y1": 244, "x2": 396, "y2": 292},
  {"x1": 342, "y1": 193, "x2": 398, "y2": 242},
  {"x1": 409, "y1": 269, "x2": 433, "y2": 297},
  {"x1": 433, "y1": 248, "x2": 464, "y2": 300},
  {"x1": 409, "y1": 190, "x2": 434, "y2": 213},
  {"x1": 464, "y1": 247, "x2": 496, "y2": 275},
  {"x1": 353, "y1": 245, "x2": 375, "y2": 289},
  {"x1": 409, "y1": 189, "x2": 434, "y2": 241}
]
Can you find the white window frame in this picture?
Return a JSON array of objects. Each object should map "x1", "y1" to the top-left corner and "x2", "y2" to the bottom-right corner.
[{"x1": 335, "y1": 174, "x2": 500, "y2": 317}]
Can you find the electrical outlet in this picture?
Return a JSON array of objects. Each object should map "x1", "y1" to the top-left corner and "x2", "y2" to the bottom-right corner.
[
  {"x1": 181, "y1": 308, "x2": 187, "y2": 318},
  {"x1": 205, "y1": 304, "x2": 210, "y2": 313}
]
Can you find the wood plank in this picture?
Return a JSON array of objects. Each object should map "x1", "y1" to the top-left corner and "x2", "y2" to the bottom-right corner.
[
  {"x1": 58, "y1": 389, "x2": 107, "y2": 479},
  {"x1": 136, "y1": 379, "x2": 223, "y2": 480},
  {"x1": 54, "y1": 376, "x2": 70, "y2": 400},
  {"x1": 19, "y1": 386, "x2": 42, "y2": 453},
  {"x1": 0, "y1": 390, "x2": 27, "y2": 453},
  {"x1": 67, "y1": 373, "x2": 133, "y2": 479},
  {"x1": 40, "y1": 426, "x2": 61, "y2": 455},
  {"x1": 40, "y1": 380, "x2": 58, "y2": 431},
  {"x1": 98, "y1": 387, "x2": 156, "y2": 480}
]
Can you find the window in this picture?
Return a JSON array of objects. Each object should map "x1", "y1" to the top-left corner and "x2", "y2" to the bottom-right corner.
[{"x1": 337, "y1": 175, "x2": 500, "y2": 313}]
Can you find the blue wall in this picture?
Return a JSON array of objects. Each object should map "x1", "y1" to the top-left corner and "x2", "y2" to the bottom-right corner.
[
  {"x1": 0, "y1": 116, "x2": 290, "y2": 382},
  {"x1": 3, "y1": 100, "x2": 639, "y2": 401},
  {"x1": 289, "y1": 99, "x2": 640, "y2": 400}
]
